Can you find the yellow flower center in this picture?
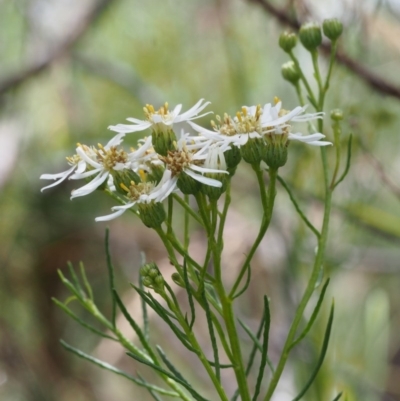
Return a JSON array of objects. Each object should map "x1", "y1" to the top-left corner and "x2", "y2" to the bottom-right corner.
[{"x1": 95, "y1": 144, "x2": 128, "y2": 171}]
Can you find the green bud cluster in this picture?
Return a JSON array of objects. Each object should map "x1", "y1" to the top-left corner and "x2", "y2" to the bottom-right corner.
[{"x1": 140, "y1": 262, "x2": 165, "y2": 294}]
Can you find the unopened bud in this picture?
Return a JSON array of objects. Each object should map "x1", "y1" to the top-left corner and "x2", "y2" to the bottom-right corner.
[
  {"x1": 177, "y1": 172, "x2": 201, "y2": 195},
  {"x1": 279, "y1": 32, "x2": 297, "y2": 53},
  {"x1": 151, "y1": 129, "x2": 177, "y2": 156},
  {"x1": 171, "y1": 273, "x2": 185, "y2": 287},
  {"x1": 281, "y1": 61, "x2": 300, "y2": 83},
  {"x1": 330, "y1": 109, "x2": 343, "y2": 121},
  {"x1": 138, "y1": 201, "x2": 166, "y2": 228},
  {"x1": 299, "y1": 22, "x2": 322, "y2": 51},
  {"x1": 323, "y1": 18, "x2": 343, "y2": 41}
]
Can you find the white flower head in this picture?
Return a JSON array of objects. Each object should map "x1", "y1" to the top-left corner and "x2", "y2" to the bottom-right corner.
[
  {"x1": 70, "y1": 133, "x2": 130, "y2": 198},
  {"x1": 260, "y1": 99, "x2": 331, "y2": 146},
  {"x1": 40, "y1": 153, "x2": 86, "y2": 192},
  {"x1": 160, "y1": 137, "x2": 227, "y2": 188},
  {"x1": 108, "y1": 99, "x2": 211, "y2": 135},
  {"x1": 96, "y1": 169, "x2": 175, "y2": 222}
]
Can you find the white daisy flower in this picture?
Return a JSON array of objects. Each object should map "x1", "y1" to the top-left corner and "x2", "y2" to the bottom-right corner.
[
  {"x1": 160, "y1": 137, "x2": 227, "y2": 188},
  {"x1": 108, "y1": 99, "x2": 211, "y2": 135},
  {"x1": 70, "y1": 133, "x2": 129, "y2": 198},
  {"x1": 95, "y1": 169, "x2": 175, "y2": 222}
]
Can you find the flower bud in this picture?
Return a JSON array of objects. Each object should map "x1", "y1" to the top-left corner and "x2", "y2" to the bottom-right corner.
[
  {"x1": 146, "y1": 163, "x2": 165, "y2": 185},
  {"x1": 330, "y1": 109, "x2": 343, "y2": 121},
  {"x1": 279, "y1": 32, "x2": 297, "y2": 53},
  {"x1": 112, "y1": 170, "x2": 141, "y2": 195},
  {"x1": 151, "y1": 129, "x2": 177, "y2": 156},
  {"x1": 323, "y1": 18, "x2": 343, "y2": 41},
  {"x1": 263, "y1": 143, "x2": 288, "y2": 169},
  {"x1": 281, "y1": 61, "x2": 300, "y2": 84},
  {"x1": 224, "y1": 146, "x2": 241, "y2": 175},
  {"x1": 138, "y1": 201, "x2": 166, "y2": 228},
  {"x1": 177, "y1": 172, "x2": 201, "y2": 195},
  {"x1": 140, "y1": 262, "x2": 165, "y2": 293},
  {"x1": 171, "y1": 272, "x2": 185, "y2": 288},
  {"x1": 299, "y1": 22, "x2": 322, "y2": 51},
  {"x1": 240, "y1": 137, "x2": 266, "y2": 165},
  {"x1": 201, "y1": 173, "x2": 228, "y2": 201}
]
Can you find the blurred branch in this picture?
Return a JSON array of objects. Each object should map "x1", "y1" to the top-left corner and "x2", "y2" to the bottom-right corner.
[
  {"x1": 247, "y1": 0, "x2": 400, "y2": 100},
  {"x1": 359, "y1": 140, "x2": 400, "y2": 201},
  {"x1": 0, "y1": 0, "x2": 115, "y2": 97}
]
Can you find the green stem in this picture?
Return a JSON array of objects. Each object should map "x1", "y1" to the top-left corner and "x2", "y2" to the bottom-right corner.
[
  {"x1": 263, "y1": 153, "x2": 332, "y2": 401},
  {"x1": 164, "y1": 292, "x2": 229, "y2": 401},
  {"x1": 172, "y1": 193, "x2": 204, "y2": 226},
  {"x1": 311, "y1": 50, "x2": 323, "y2": 94},
  {"x1": 289, "y1": 51, "x2": 318, "y2": 108},
  {"x1": 263, "y1": 52, "x2": 334, "y2": 399},
  {"x1": 229, "y1": 168, "x2": 277, "y2": 298},
  {"x1": 91, "y1": 304, "x2": 191, "y2": 400},
  {"x1": 198, "y1": 196, "x2": 251, "y2": 401},
  {"x1": 167, "y1": 195, "x2": 173, "y2": 236},
  {"x1": 184, "y1": 194, "x2": 190, "y2": 250}
]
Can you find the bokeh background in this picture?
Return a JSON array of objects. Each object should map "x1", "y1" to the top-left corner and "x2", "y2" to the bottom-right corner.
[{"x1": 1, "y1": 0, "x2": 400, "y2": 400}]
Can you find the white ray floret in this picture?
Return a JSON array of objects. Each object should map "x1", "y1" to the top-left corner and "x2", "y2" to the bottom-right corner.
[{"x1": 108, "y1": 99, "x2": 211, "y2": 134}]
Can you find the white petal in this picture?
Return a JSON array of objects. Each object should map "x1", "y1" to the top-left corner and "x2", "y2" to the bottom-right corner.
[
  {"x1": 184, "y1": 169, "x2": 222, "y2": 187},
  {"x1": 175, "y1": 99, "x2": 211, "y2": 122},
  {"x1": 108, "y1": 121, "x2": 152, "y2": 133},
  {"x1": 40, "y1": 166, "x2": 76, "y2": 192},
  {"x1": 189, "y1": 164, "x2": 228, "y2": 174},
  {"x1": 95, "y1": 202, "x2": 135, "y2": 222},
  {"x1": 70, "y1": 171, "x2": 108, "y2": 198},
  {"x1": 76, "y1": 147, "x2": 101, "y2": 169}
]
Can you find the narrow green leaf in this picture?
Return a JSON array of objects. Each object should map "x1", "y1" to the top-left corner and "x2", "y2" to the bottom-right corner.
[
  {"x1": 291, "y1": 301, "x2": 335, "y2": 401},
  {"x1": 53, "y1": 298, "x2": 117, "y2": 341},
  {"x1": 58, "y1": 269, "x2": 85, "y2": 302},
  {"x1": 289, "y1": 278, "x2": 330, "y2": 351},
  {"x1": 201, "y1": 288, "x2": 220, "y2": 382},
  {"x1": 67, "y1": 262, "x2": 84, "y2": 295},
  {"x1": 333, "y1": 134, "x2": 352, "y2": 189},
  {"x1": 232, "y1": 316, "x2": 265, "y2": 401},
  {"x1": 105, "y1": 227, "x2": 117, "y2": 327},
  {"x1": 137, "y1": 373, "x2": 166, "y2": 401},
  {"x1": 183, "y1": 259, "x2": 196, "y2": 330},
  {"x1": 140, "y1": 252, "x2": 150, "y2": 341},
  {"x1": 332, "y1": 392, "x2": 343, "y2": 401},
  {"x1": 156, "y1": 346, "x2": 192, "y2": 388},
  {"x1": 232, "y1": 263, "x2": 252, "y2": 300},
  {"x1": 127, "y1": 351, "x2": 210, "y2": 401},
  {"x1": 238, "y1": 319, "x2": 274, "y2": 374},
  {"x1": 113, "y1": 290, "x2": 153, "y2": 356},
  {"x1": 79, "y1": 261, "x2": 94, "y2": 301},
  {"x1": 60, "y1": 340, "x2": 178, "y2": 397},
  {"x1": 134, "y1": 286, "x2": 196, "y2": 353},
  {"x1": 252, "y1": 296, "x2": 271, "y2": 401},
  {"x1": 277, "y1": 176, "x2": 320, "y2": 238}
]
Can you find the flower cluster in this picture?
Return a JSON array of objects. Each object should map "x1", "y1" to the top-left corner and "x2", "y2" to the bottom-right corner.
[{"x1": 41, "y1": 98, "x2": 330, "y2": 222}]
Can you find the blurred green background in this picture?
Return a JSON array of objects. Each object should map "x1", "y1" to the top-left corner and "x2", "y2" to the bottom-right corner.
[{"x1": 1, "y1": 0, "x2": 400, "y2": 400}]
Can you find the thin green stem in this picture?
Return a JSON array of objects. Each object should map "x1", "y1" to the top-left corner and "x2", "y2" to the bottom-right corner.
[
  {"x1": 167, "y1": 196, "x2": 173, "y2": 236},
  {"x1": 163, "y1": 293, "x2": 229, "y2": 401},
  {"x1": 263, "y1": 52, "x2": 334, "y2": 400},
  {"x1": 229, "y1": 168, "x2": 277, "y2": 298},
  {"x1": 172, "y1": 193, "x2": 204, "y2": 226},
  {"x1": 311, "y1": 50, "x2": 323, "y2": 95},
  {"x1": 184, "y1": 194, "x2": 190, "y2": 250},
  {"x1": 263, "y1": 155, "x2": 332, "y2": 401},
  {"x1": 289, "y1": 51, "x2": 318, "y2": 108}
]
